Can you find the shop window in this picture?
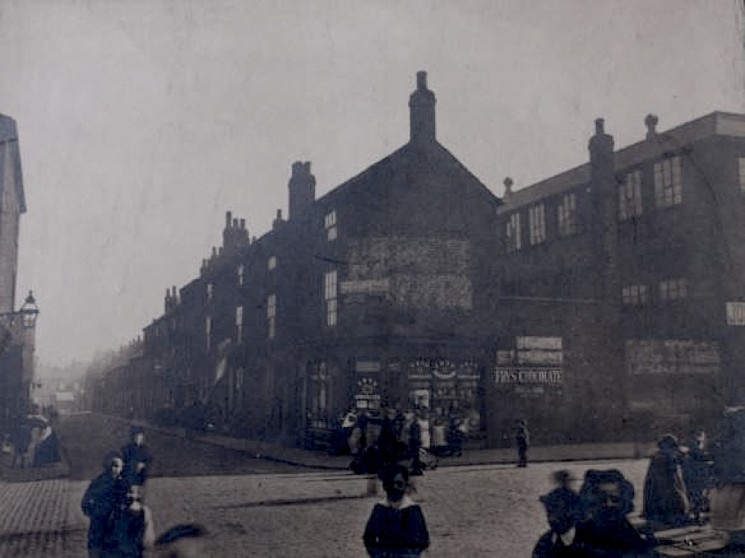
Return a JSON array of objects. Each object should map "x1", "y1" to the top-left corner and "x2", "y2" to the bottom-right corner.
[
  {"x1": 619, "y1": 170, "x2": 643, "y2": 220},
  {"x1": 654, "y1": 156, "x2": 682, "y2": 208},
  {"x1": 309, "y1": 362, "x2": 329, "y2": 427}
]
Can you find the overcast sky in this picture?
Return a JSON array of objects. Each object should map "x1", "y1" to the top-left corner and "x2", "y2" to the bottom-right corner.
[{"x1": 0, "y1": 0, "x2": 743, "y2": 368}]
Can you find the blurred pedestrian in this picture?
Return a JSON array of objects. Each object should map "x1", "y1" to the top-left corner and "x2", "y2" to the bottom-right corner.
[
  {"x1": 447, "y1": 417, "x2": 465, "y2": 457},
  {"x1": 683, "y1": 428, "x2": 713, "y2": 522},
  {"x1": 153, "y1": 524, "x2": 208, "y2": 558},
  {"x1": 575, "y1": 468, "x2": 655, "y2": 557},
  {"x1": 11, "y1": 420, "x2": 32, "y2": 469},
  {"x1": 379, "y1": 407, "x2": 401, "y2": 469},
  {"x1": 430, "y1": 418, "x2": 447, "y2": 469},
  {"x1": 107, "y1": 484, "x2": 155, "y2": 557},
  {"x1": 515, "y1": 419, "x2": 530, "y2": 468},
  {"x1": 33, "y1": 424, "x2": 61, "y2": 467},
  {"x1": 532, "y1": 471, "x2": 580, "y2": 558},
  {"x1": 121, "y1": 426, "x2": 153, "y2": 487},
  {"x1": 363, "y1": 463, "x2": 430, "y2": 557},
  {"x1": 81, "y1": 451, "x2": 126, "y2": 558},
  {"x1": 408, "y1": 412, "x2": 424, "y2": 476},
  {"x1": 642, "y1": 434, "x2": 690, "y2": 526}
]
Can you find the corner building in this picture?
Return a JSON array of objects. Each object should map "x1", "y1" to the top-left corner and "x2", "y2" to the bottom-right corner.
[{"x1": 109, "y1": 75, "x2": 745, "y2": 449}]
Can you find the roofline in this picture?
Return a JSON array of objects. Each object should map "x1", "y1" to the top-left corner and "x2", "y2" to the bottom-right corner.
[{"x1": 501, "y1": 111, "x2": 745, "y2": 211}]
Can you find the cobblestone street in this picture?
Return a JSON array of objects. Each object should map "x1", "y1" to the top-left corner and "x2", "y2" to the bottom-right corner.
[{"x1": 0, "y1": 459, "x2": 650, "y2": 557}]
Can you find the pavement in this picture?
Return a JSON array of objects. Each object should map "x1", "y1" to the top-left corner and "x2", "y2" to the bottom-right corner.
[
  {"x1": 0, "y1": 413, "x2": 658, "y2": 482},
  {"x1": 186, "y1": 429, "x2": 658, "y2": 472}
]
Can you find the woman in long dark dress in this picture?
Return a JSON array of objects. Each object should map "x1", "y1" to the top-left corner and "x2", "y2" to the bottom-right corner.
[{"x1": 642, "y1": 434, "x2": 690, "y2": 526}]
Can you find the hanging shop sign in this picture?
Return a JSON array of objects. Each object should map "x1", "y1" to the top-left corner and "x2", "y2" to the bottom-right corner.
[{"x1": 354, "y1": 377, "x2": 381, "y2": 409}]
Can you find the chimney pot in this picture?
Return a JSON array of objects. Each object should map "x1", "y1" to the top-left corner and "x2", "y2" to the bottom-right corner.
[
  {"x1": 595, "y1": 118, "x2": 605, "y2": 135},
  {"x1": 417, "y1": 71, "x2": 427, "y2": 90},
  {"x1": 409, "y1": 71, "x2": 436, "y2": 143},
  {"x1": 645, "y1": 113, "x2": 659, "y2": 140}
]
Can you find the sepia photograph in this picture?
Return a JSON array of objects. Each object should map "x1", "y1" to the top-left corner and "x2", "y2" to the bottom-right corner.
[{"x1": 1, "y1": 1, "x2": 745, "y2": 556}]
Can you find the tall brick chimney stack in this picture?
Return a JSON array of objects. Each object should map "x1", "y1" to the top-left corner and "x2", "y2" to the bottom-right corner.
[
  {"x1": 288, "y1": 161, "x2": 316, "y2": 223},
  {"x1": 409, "y1": 71, "x2": 436, "y2": 144}
]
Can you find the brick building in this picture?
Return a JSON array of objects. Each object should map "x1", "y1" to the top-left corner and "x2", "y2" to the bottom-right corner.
[
  {"x1": 0, "y1": 114, "x2": 38, "y2": 430},
  {"x1": 490, "y1": 112, "x2": 745, "y2": 445},
  {"x1": 91, "y1": 74, "x2": 745, "y2": 448}
]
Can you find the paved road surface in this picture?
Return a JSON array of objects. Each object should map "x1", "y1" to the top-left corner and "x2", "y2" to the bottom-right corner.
[
  {"x1": 0, "y1": 412, "x2": 653, "y2": 556},
  {"x1": 57, "y1": 413, "x2": 318, "y2": 480}
]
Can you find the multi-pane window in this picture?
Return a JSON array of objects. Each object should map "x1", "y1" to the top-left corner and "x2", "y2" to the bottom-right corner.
[
  {"x1": 267, "y1": 294, "x2": 276, "y2": 339},
  {"x1": 206, "y1": 283, "x2": 213, "y2": 302},
  {"x1": 324, "y1": 270, "x2": 338, "y2": 327},
  {"x1": 739, "y1": 158, "x2": 745, "y2": 193},
  {"x1": 659, "y1": 278, "x2": 688, "y2": 301},
  {"x1": 237, "y1": 264, "x2": 245, "y2": 286},
  {"x1": 622, "y1": 284, "x2": 648, "y2": 306},
  {"x1": 654, "y1": 157, "x2": 682, "y2": 208},
  {"x1": 557, "y1": 193, "x2": 578, "y2": 236},
  {"x1": 267, "y1": 256, "x2": 277, "y2": 270},
  {"x1": 324, "y1": 210, "x2": 338, "y2": 241},
  {"x1": 529, "y1": 204, "x2": 546, "y2": 245},
  {"x1": 205, "y1": 316, "x2": 212, "y2": 352},
  {"x1": 235, "y1": 306, "x2": 244, "y2": 344},
  {"x1": 619, "y1": 170, "x2": 643, "y2": 220},
  {"x1": 505, "y1": 213, "x2": 522, "y2": 253}
]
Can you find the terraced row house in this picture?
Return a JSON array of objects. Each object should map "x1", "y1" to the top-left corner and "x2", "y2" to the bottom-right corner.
[{"x1": 89, "y1": 73, "x2": 745, "y2": 448}]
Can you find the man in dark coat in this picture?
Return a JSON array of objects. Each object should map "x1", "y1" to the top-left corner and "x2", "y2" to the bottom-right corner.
[
  {"x1": 121, "y1": 426, "x2": 153, "y2": 486},
  {"x1": 81, "y1": 451, "x2": 126, "y2": 558},
  {"x1": 363, "y1": 463, "x2": 430, "y2": 557},
  {"x1": 515, "y1": 419, "x2": 530, "y2": 468}
]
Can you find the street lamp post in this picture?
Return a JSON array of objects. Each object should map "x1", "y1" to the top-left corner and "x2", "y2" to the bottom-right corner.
[
  {"x1": 0, "y1": 290, "x2": 40, "y2": 429},
  {"x1": 19, "y1": 291, "x2": 39, "y2": 330}
]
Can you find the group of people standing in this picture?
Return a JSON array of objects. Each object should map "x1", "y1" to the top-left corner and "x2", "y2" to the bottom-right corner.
[
  {"x1": 81, "y1": 426, "x2": 155, "y2": 558},
  {"x1": 81, "y1": 426, "x2": 209, "y2": 558},
  {"x1": 5, "y1": 415, "x2": 61, "y2": 469},
  {"x1": 642, "y1": 430, "x2": 713, "y2": 527},
  {"x1": 344, "y1": 406, "x2": 471, "y2": 478}
]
